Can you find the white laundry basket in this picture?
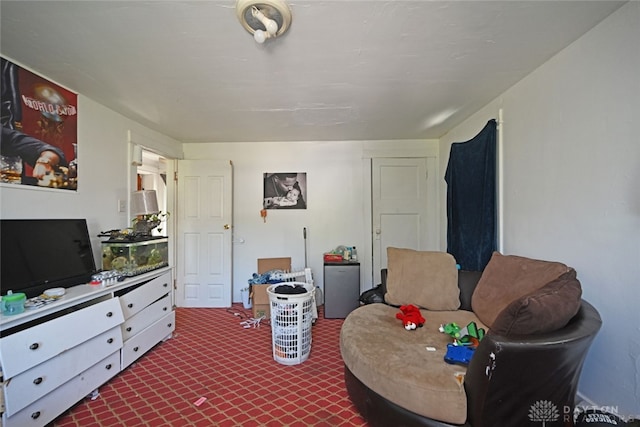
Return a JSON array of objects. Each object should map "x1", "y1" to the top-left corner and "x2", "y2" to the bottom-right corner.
[{"x1": 267, "y1": 282, "x2": 315, "y2": 365}]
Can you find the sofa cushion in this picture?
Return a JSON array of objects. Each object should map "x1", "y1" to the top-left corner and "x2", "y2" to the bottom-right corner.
[
  {"x1": 471, "y1": 252, "x2": 570, "y2": 328},
  {"x1": 384, "y1": 248, "x2": 460, "y2": 311},
  {"x1": 491, "y1": 269, "x2": 582, "y2": 336},
  {"x1": 340, "y1": 303, "x2": 487, "y2": 424}
]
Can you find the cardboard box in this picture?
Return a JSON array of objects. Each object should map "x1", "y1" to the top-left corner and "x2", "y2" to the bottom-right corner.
[
  {"x1": 252, "y1": 257, "x2": 291, "y2": 318},
  {"x1": 257, "y1": 257, "x2": 291, "y2": 274},
  {"x1": 251, "y1": 284, "x2": 271, "y2": 319}
]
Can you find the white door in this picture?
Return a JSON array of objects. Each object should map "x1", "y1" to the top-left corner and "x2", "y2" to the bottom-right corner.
[
  {"x1": 372, "y1": 157, "x2": 438, "y2": 284},
  {"x1": 176, "y1": 160, "x2": 233, "y2": 307}
]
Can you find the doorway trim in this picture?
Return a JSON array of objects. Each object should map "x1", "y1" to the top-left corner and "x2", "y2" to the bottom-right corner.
[{"x1": 128, "y1": 130, "x2": 183, "y2": 295}]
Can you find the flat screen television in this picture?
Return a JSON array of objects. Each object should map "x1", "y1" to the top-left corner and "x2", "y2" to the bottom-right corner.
[{"x1": 1, "y1": 219, "x2": 98, "y2": 298}]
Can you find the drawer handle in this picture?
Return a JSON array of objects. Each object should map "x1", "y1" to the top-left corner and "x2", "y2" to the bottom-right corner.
[
  {"x1": 128, "y1": 303, "x2": 133, "y2": 308},
  {"x1": 31, "y1": 411, "x2": 41, "y2": 419},
  {"x1": 33, "y1": 377, "x2": 43, "y2": 385},
  {"x1": 163, "y1": 283, "x2": 168, "y2": 287},
  {"x1": 106, "y1": 311, "x2": 113, "y2": 317},
  {"x1": 106, "y1": 364, "x2": 113, "y2": 370},
  {"x1": 29, "y1": 343, "x2": 39, "y2": 350},
  {"x1": 163, "y1": 307, "x2": 168, "y2": 311},
  {"x1": 133, "y1": 346, "x2": 139, "y2": 352},
  {"x1": 167, "y1": 322, "x2": 173, "y2": 328},
  {"x1": 107, "y1": 338, "x2": 114, "y2": 344},
  {"x1": 126, "y1": 327, "x2": 132, "y2": 332}
]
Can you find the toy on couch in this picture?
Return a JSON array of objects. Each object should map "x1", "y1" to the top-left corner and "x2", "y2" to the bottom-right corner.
[
  {"x1": 444, "y1": 343, "x2": 476, "y2": 366},
  {"x1": 440, "y1": 321, "x2": 485, "y2": 366},
  {"x1": 439, "y1": 321, "x2": 485, "y2": 347},
  {"x1": 396, "y1": 304, "x2": 425, "y2": 330}
]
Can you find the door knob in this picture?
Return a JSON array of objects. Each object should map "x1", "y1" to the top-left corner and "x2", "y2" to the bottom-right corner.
[{"x1": 224, "y1": 224, "x2": 231, "y2": 230}]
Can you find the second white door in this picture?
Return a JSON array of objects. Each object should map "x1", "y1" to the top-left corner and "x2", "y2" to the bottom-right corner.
[{"x1": 372, "y1": 157, "x2": 438, "y2": 285}]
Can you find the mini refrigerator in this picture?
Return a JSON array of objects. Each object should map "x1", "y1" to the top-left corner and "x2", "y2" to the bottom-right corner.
[{"x1": 324, "y1": 262, "x2": 360, "y2": 318}]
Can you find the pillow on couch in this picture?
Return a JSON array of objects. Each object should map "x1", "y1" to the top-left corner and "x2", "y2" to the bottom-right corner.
[
  {"x1": 471, "y1": 252, "x2": 571, "y2": 328},
  {"x1": 384, "y1": 247, "x2": 460, "y2": 310},
  {"x1": 491, "y1": 269, "x2": 582, "y2": 336}
]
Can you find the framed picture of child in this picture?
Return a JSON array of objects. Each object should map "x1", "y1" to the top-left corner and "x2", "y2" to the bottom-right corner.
[{"x1": 263, "y1": 172, "x2": 307, "y2": 210}]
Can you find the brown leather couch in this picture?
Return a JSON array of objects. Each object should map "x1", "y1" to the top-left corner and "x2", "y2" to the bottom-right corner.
[{"x1": 342, "y1": 267, "x2": 602, "y2": 427}]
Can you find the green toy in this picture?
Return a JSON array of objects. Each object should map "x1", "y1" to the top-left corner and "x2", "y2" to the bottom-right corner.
[
  {"x1": 439, "y1": 322, "x2": 462, "y2": 338},
  {"x1": 439, "y1": 321, "x2": 485, "y2": 347}
]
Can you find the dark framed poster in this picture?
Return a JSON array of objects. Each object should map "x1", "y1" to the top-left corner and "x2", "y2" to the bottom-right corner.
[
  {"x1": 263, "y1": 172, "x2": 307, "y2": 209},
  {"x1": 1, "y1": 57, "x2": 78, "y2": 190}
]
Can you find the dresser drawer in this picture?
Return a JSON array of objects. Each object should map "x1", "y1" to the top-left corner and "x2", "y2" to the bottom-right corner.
[
  {"x1": 122, "y1": 311, "x2": 175, "y2": 369},
  {"x1": 2, "y1": 351, "x2": 120, "y2": 427},
  {"x1": 3, "y1": 326, "x2": 123, "y2": 416},
  {"x1": 121, "y1": 294, "x2": 172, "y2": 341},
  {"x1": 0, "y1": 298, "x2": 124, "y2": 379},
  {"x1": 119, "y1": 271, "x2": 172, "y2": 319}
]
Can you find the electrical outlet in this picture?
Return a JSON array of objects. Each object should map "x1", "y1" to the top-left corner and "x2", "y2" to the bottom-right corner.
[{"x1": 118, "y1": 199, "x2": 126, "y2": 213}]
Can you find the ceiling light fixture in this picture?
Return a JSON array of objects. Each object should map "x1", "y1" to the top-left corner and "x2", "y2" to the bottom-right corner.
[{"x1": 236, "y1": 0, "x2": 292, "y2": 44}]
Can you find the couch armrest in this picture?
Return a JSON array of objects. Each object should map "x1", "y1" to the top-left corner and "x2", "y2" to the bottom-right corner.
[{"x1": 464, "y1": 300, "x2": 602, "y2": 427}]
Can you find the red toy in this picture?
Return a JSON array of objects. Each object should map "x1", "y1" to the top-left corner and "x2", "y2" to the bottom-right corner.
[{"x1": 395, "y1": 304, "x2": 425, "y2": 330}]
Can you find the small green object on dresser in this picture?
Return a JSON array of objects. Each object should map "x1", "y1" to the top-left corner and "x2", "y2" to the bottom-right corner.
[{"x1": 1, "y1": 291, "x2": 27, "y2": 315}]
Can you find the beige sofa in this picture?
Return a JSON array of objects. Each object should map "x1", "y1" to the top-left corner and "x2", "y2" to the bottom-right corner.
[{"x1": 340, "y1": 248, "x2": 601, "y2": 427}]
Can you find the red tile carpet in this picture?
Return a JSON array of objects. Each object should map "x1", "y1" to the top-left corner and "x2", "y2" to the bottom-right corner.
[{"x1": 53, "y1": 304, "x2": 367, "y2": 426}]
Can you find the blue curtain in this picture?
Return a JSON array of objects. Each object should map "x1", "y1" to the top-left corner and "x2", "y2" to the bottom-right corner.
[{"x1": 445, "y1": 119, "x2": 497, "y2": 271}]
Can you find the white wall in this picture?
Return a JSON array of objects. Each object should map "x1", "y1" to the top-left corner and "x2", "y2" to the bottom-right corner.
[
  {"x1": 183, "y1": 141, "x2": 365, "y2": 303},
  {"x1": 183, "y1": 139, "x2": 437, "y2": 303},
  {"x1": 439, "y1": 2, "x2": 640, "y2": 415},
  {"x1": 0, "y1": 90, "x2": 182, "y2": 268}
]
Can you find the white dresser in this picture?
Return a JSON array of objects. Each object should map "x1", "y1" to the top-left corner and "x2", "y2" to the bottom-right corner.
[
  {"x1": 117, "y1": 272, "x2": 175, "y2": 369},
  {"x1": 0, "y1": 267, "x2": 174, "y2": 427}
]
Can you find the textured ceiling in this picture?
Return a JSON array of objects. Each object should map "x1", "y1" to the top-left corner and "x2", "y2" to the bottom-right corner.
[{"x1": 0, "y1": 1, "x2": 625, "y2": 143}]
